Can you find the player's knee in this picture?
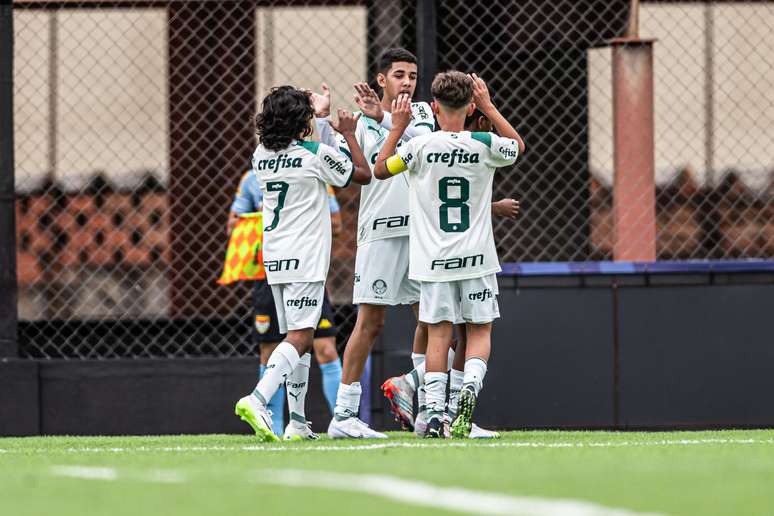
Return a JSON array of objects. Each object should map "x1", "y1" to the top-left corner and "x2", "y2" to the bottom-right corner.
[
  {"x1": 363, "y1": 317, "x2": 385, "y2": 340},
  {"x1": 314, "y1": 339, "x2": 339, "y2": 364}
]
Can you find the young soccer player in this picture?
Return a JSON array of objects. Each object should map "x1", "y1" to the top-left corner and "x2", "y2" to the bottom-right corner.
[
  {"x1": 228, "y1": 173, "x2": 344, "y2": 439},
  {"x1": 228, "y1": 85, "x2": 345, "y2": 439},
  {"x1": 381, "y1": 106, "x2": 520, "y2": 438},
  {"x1": 373, "y1": 72, "x2": 524, "y2": 437},
  {"x1": 234, "y1": 86, "x2": 370, "y2": 442},
  {"x1": 325, "y1": 48, "x2": 436, "y2": 439}
]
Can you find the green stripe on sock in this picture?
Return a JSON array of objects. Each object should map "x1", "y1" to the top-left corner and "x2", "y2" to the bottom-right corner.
[
  {"x1": 290, "y1": 411, "x2": 306, "y2": 424},
  {"x1": 252, "y1": 389, "x2": 267, "y2": 406}
]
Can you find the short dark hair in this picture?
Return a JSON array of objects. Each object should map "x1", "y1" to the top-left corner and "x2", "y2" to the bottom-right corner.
[
  {"x1": 464, "y1": 107, "x2": 485, "y2": 129},
  {"x1": 378, "y1": 48, "x2": 418, "y2": 74},
  {"x1": 431, "y1": 71, "x2": 473, "y2": 109},
  {"x1": 255, "y1": 86, "x2": 314, "y2": 152}
]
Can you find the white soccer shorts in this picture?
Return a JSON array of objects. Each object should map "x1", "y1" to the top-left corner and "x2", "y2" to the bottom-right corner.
[
  {"x1": 419, "y1": 274, "x2": 500, "y2": 324},
  {"x1": 353, "y1": 236, "x2": 420, "y2": 305},
  {"x1": 270, "y1": 281, "x2": 325, "y2": 334}
]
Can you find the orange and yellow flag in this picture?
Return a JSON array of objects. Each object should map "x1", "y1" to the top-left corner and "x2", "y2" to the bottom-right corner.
[{"x1": 217, "y1": 213, "x2": 265, "y2": 285}]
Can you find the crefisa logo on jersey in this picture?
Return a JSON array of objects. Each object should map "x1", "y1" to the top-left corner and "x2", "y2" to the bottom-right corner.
[
  {"x1": 255, "y1": 154, "x2": 303, "y2": 172},
  {"x1": 426, "y1": 149, "x2": 480, "y2": 167},
  {"x1": 431, "y1": 254, "x2": 484, "y2": 270},
  {"x1": 324, "y1": 154, "x2": 349, "y2": 175},
  {"x1": 499, "y1": 146, "x2": 518, "y2": 159},
  {"x1": 468, "y1": 288, "x2": 493, "y2": 301},
  {"x1": 372, "y1": 279, "x2": 388, "y2": 296},
  {"x1": 286, "y1": 297, "x2": 318, "y2": 308}
]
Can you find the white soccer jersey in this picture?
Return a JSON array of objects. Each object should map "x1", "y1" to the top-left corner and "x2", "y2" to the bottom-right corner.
[
  {"x1": 394, "y1": 131, "x2": 519, "y2": 282},
  {"x1": 338, "y1": 102, "x2": 434, "y2": 246},
  {"x1": 252, "y1": 140, "x2": 353, "y2": 284}
]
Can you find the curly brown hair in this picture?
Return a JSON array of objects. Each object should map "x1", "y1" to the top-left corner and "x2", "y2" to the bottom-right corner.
[
  {"x1": 255, "y1": 86, "x2": 314, "y2": 152},
  {"x1": 431, "y1": 71, "x2": 473, "y2": 109}
]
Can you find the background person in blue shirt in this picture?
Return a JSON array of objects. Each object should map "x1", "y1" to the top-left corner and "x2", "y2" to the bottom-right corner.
[{"x1": 228, "y1": 168, "x2": 343, "y2": 436}]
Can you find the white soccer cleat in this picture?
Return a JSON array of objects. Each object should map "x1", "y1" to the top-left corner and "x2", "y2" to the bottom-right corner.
[
  {"x1": 234, "y1": 395, "x2": 280, "y2": 443},
  {"x1": 414, "y1": 409, "x2": 429, "y2": 437},
  {"x1": 327, "y1": 417, "x2": 388, "y2": 439},
  {"x1": 283, "y1": 420, "x2": 320, "y2": 441},
  {"x1": 468, "y1": 423, "x2": 501, "y2": 439}
]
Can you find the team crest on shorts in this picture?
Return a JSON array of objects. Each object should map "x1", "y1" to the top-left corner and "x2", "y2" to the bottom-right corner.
[
  {"x1": 255, "y1": 315, "x2": 271, "y2": 334},
  {"x1": 372, "y1": 279, "x2": 388, "y2": 296},
  {"x1": 319, "y1": 318, "x2": 333, "y2": 329}
]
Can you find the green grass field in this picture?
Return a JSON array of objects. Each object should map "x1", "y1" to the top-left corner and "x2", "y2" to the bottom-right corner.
[{"x1": 2, "y1": 430, "x2": 774, "y2": 516}]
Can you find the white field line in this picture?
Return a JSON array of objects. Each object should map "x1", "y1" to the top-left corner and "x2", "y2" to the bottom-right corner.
[
  {"x1": 259, "y1": 468, "x2": 663, "y2": 516},
  {"x1": 50, "y1": 465, "x2": 118, "y2": 480},
  {"x1": 8, "y1": 437, "x2": 774, "y2": 455},
  {"x1": 50, "y1": 465, "x2": 185, "y2": 484},
  {"x1": 48, "y1": 465, "x2": 661, "y2": 516}
]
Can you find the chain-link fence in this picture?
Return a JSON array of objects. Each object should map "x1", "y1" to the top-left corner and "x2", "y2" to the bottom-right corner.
[{"x1": 9, "y1": 0, "x2": 774, "y2": 359}]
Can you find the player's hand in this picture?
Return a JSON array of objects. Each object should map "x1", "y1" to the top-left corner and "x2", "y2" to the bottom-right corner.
[
  {"x1": 329, "y1": 108, "x2": 362, "y2": 136},
  {"x1": 353, "y1": 82, "x2": 383, "y2": 121},
  {"x1": 492, "y1": 198, "x2": 519, "y2": 220},
  {"x1": 307, "y1": 83, "x2": 331, "y2": 118},
  {"x1": 390, "y1": 93, "x2": 412, "y2": 132},
  {"x1": 468, "y1": 73, "x2": 495, "y2": 113}
]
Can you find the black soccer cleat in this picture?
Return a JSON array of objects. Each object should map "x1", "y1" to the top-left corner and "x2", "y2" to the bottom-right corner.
[{"x1": 424, "y1": 416, "x2": 445, "y2": 439}]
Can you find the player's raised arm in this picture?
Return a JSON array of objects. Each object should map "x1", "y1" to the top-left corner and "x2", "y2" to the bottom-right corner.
[
  {"x1": 329, "y1": 109, "x2": 371, "y2": 185},
  {"x1": 354, "y1": 82, "x2": 433, "y2": 140},
  {"x1": 373, "y1": 94, "x2": 412, "y2": 180},
  {"x1": 309, "y1": 83, "x2": 339, "y2": 149},
  {"x1": 468, "y1": 73, "x2": 525, "y2": 155}
]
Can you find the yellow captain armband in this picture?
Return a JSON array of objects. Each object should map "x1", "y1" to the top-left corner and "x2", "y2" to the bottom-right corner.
[{"x1": 386, "y1": 154, "x2": 408, "y2": 175}]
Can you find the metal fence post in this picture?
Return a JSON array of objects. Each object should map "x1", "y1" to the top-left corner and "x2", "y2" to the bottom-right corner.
[
  {"x1": 0, "y1": 2, "x2": 18, "y2": 357},
  {"x1": 610, "y1": 0, "x2": 657, "y2": 262}
]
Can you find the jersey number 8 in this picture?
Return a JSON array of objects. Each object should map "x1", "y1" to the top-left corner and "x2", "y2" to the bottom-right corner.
[{"x1": 439, "y1": 177, "x2": 470, "y2": 232}]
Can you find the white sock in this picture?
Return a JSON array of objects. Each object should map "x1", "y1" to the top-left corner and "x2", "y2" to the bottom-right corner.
[
  {"x1": 286, "y1": 352, "x2": 311, "y2": 425},
  {"x1": 424, "y1": 372, "x2": 448, "y2": 420},
  {"x1": 405, "y1": 361, "x2": 425, "y2": 390},
  {"x1": 448, "y1": 368, "x2": 465, "y2": 419},
  {"x1": 411, "y1": 353, "x2": 427, "y2": 412},
  {"x1": 447, "y1": 347, "x2": 456, "y2": 371},
  {"x1": 334, "y1": 381, "x2": 361, "y2": 420},
  {"x1": 463, "y1": 357, "x2": 487, "y2": 396},
  {"x1": 253, "y1": 342, "x2": 300, "y2": 406}
]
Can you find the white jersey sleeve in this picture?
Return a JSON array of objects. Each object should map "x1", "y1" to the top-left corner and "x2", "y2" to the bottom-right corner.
[
  {"x1": 313, "y1": 141, "x2": 354, "y2": 187},
  {"x1": 473, "y1": 132, "x2": 519, "y2": 168},
  {"x1": 394, "y1": 134, "x2": 424, "y2": 174},
  {"x1": 380, "y1": 102, "x2": 435, "y2": 140},
  {"x1": 315, "y1": 117, "x2": 338, "y2": 150}
]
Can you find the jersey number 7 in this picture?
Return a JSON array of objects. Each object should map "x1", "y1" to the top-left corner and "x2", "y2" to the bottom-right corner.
[{"x1": 264, "y1": 181, "x2": 289, "y2": 232}]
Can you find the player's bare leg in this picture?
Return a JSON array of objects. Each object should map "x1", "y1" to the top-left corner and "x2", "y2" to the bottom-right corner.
[
  {"x1": 424, "y1": 321, "x2": 453, "y2": 438},
  {"x1": 451, "y1": 322, "x2": 491, "y2": 438},
  {"x1": 329, "y1": 304, "x2": 387, "y2": 438},
  {"x1": 448, "y1": 328, "x2": 499, "y2": 439}
]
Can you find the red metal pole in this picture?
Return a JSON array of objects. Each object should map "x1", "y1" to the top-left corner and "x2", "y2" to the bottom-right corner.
[{"x1": 610, "y1": 37, "x2": 657, "y2": 262}]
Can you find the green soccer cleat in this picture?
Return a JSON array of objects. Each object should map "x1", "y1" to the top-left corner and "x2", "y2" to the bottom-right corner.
[
  {"x1": 235, "y1": 395, "x2": 280, "y2": 443},
  {"x1": 450, "y1": 386, "x2": 476, "y2": 439}
]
